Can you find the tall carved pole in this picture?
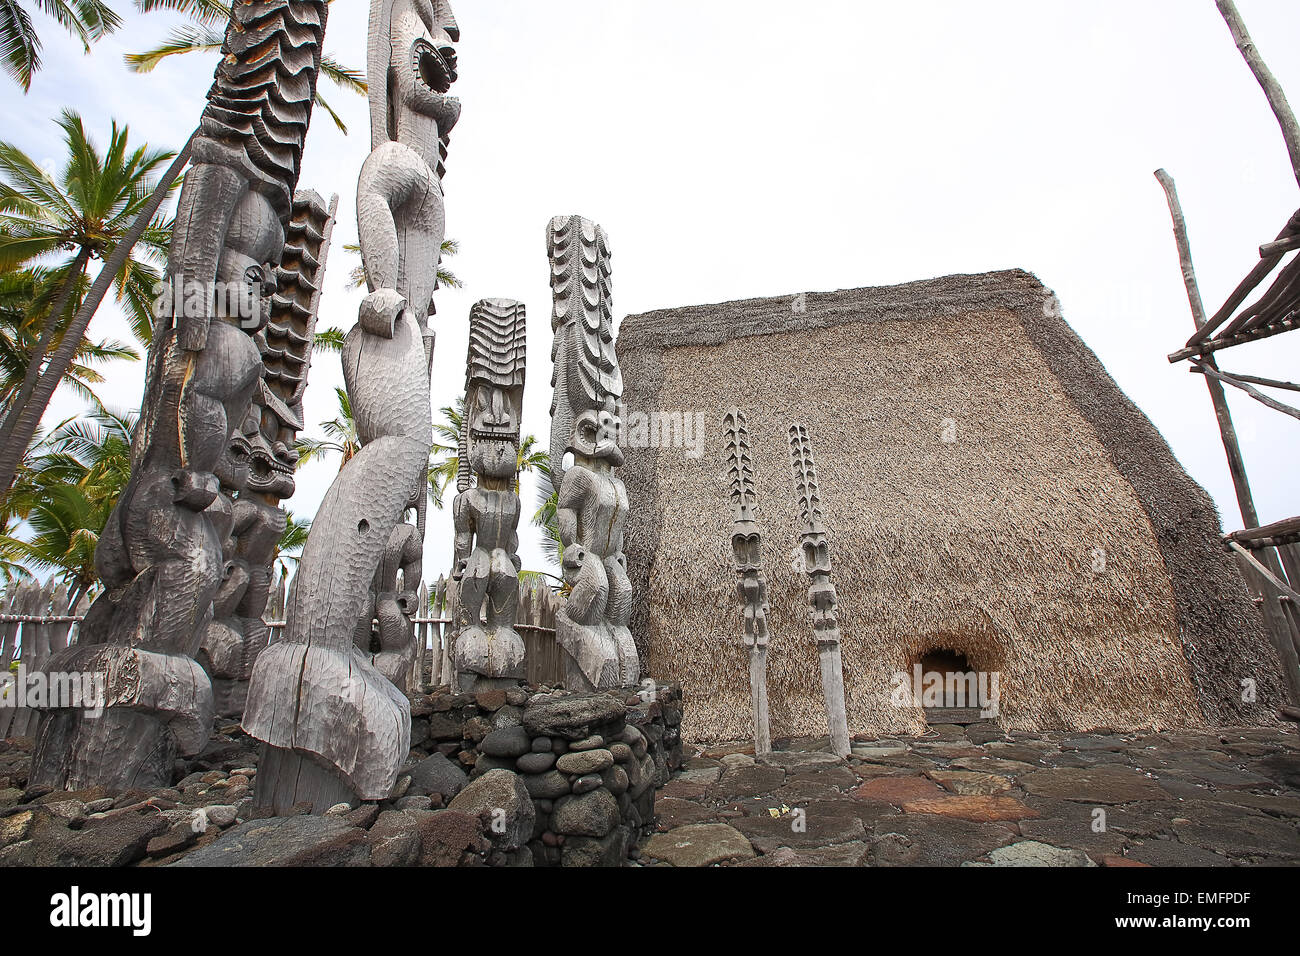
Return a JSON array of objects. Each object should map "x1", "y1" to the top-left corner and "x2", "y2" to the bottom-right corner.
[
  {"x1": 547, "y1": 215, "x2": 639, "y2": 691},
  {"x1": 451, "y1": 298, "x2": 527, "y2": 691},
  {"x1": 244, "y1": 0, "x2": 461, "y2": 811},
  {"x1": 723, "y1": 409, "x2": 771, "y2": 755},
  {"x1": 787, "y1": 424, "x2": 851, "y2": 757},
  {"x1": 29, "y1": 0, "x2": 329, "y2": 791},
  {"x1": 199, "y1": 190, "x2": 338, "y2": 718}
]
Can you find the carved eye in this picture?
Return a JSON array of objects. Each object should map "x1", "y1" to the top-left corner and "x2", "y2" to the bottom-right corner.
[{"x1": 244, "y1": 265, "x2": 264, "y2": 287}]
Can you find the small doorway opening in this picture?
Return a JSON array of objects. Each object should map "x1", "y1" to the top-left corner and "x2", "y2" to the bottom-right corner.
[{"x1": 914, "y1": 648, "x2": 985, "y2": 720}]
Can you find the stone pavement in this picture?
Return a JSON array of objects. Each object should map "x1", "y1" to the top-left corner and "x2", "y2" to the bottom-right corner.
[{"x1": 638, "y1": 724, "x2": 1300, "y2": 866}]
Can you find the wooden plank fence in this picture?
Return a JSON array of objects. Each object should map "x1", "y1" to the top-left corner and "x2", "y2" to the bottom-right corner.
[
  {"x1": 263, "y1": 571, "x2": 564, "y2": 692},
  {"x1": 0, "y1": 580, "x2": 89, "y2": 738},
  {"x1": 1231, "y1": 541, "x2": 1300, "y2": 710},
  {"x1": 0, "y1": 569, "x2": 564, "y2": 737}
]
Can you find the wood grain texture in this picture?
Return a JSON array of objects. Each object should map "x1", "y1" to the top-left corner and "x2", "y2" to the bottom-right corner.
[{"x1": 245, "y1": 0, "x2": 461, "y2": 805}]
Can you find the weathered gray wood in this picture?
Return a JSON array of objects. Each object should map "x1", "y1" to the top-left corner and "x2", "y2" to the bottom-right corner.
[
  {"x1": 201, "y1": 191, "x2": 337, "y2": 718},
  {"x1": 245, "y1": 0, "x2": 460, "y2": 809},
  {"x1": 1216, "y1": 0, "x2": 1300, "y2": 189},
  {"x1": 1193, "y1": 361, "x2": 1300, "y2": 420},
  {"x1": 788, "y1": 424, "x2": 851, "y2": 757},
  {"x1": 546, "y1": 216, "x2": 639, "y2": 691},
  {"x1": 30, "y1": 0, "x2": 330, "y2": 791},
  {"x1": 1260, "y1": 234, "x2": 1300, "y2": 257},
  {"x1": 723, "y1": 409, "x2": 771, "y2": 755},
  {"x1": 1155, "y1": 169, "x2": 1264, "y2": 529},
  {"x1": 1231, "y1": 543, "x2": 1300, "y2": 702},
  {"x1": 451, "y1": 299, "x2": 528, "y2": 691}
]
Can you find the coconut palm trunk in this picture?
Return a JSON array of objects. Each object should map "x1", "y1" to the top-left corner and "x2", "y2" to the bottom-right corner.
[{"x1": 0, "y1": 135, "x2": 192, "y2": 495}]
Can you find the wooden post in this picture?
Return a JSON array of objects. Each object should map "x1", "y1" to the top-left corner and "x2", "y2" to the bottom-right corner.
[
  {"x1": 1155, "y1": 168, "x2": 1300, "y2": 705},
  {"x1": 1216, "y1": 0, "x2": 1300, "y2": 190}
]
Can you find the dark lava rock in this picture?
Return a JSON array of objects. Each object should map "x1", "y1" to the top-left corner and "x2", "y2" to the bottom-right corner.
[
  {"x1": 448, "y1": 770, "x2": 535, "y2": 851},
  {"x1": 869, "y1": 814, "x2": 1016, "y2": 867},
  {"x1": 406, "y1": 752, "x2": 468, "y2": 800},
  {"x1": 552, "y1": 789, "x2": 619, "y2": 838},
  {"x1": 711, "y1": 765, "x2": 786, "y2": 801},
  {"x1": 171, "y1": 815, "x2": 369, "y2": 867},
  {"x1": 413, "y1": 809, "x2": 488, "y2": 867},
  {"x1": 523, "y1": 695, "x2": 626, "y2": 740},
  {"x1": 732, "y1": 798, "x2": 867, "y2": 853},
  {"x1": 367, "y1": 810, "x2": 422, "y2": 866}
]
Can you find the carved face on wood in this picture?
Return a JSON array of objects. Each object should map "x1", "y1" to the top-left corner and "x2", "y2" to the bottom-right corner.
[
  {"x1": 570, "y1": 402, "x2": 625, "y2": 467},
  {"x1": 801, "y1": 530, "x2": 832, "y2": 577},
  {"x1": 393, "y1": 0, "x2": 461, "y2": 133},
  {"x1": 467, "y1": 380, "x2": 520, "y2": 481},
  {"x1": 731, "y1": 525, "x2": 762, "y2": 574},
  {"x1": 231, "y1": 400, "x2": 296, "y2": 501}
]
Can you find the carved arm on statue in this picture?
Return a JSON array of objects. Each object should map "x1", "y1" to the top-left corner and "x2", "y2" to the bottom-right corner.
[
  {"x1": 451, "y1": 493, "x2": 472, "y2": 581},
  {"x1": 358, "y1": 288, "x2": 406, "y2": 339},
  {"x1": 554, "y1": 470, "x2": 586, "y2": 550}
]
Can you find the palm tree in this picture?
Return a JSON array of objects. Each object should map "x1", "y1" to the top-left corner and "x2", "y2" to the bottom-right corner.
[
  {"x1": 514, "y1": 433, "x2": 548, "y2": 497},
  {"x1": 4, "y1": 408, "x2": 136, "y2": 607},
  {"x1": 427, "y1": 395, "x2": 463, "y2": 509},
  {"x1": 0, "y1": 0, "x2": 122, "y2": 91},
  {"x1": 275, "y1": 510, "x2": 309, "y2": 578},
  {"x1": 293, "y1": 386, "x2": 359, "y2": 471},
  {"x1": 531, "y1": 462, "x2": 561, "y2": 571},
  {"x1": 343, "y1": 238, "x2": 463, "y2": 292},
  {"x1": 0, "y1": 110, "x2": 176, "y2": 496},
  {"x1": 308, "y1": 238, "x2": 462, "y2": 358},
  {"x1": 124, "y1": 0, "x2": 366, "y2": 134},
  {"x1": 0, "y1": 267, "x2": 139, "y2": 411}
]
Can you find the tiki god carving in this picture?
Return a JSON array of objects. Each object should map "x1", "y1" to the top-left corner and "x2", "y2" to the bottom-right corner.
[
  {"x1": 724, "y1": 408, "x2": 771, "y2": 753},
  {"x1": 244, "y1": 0, "x2": 459, "y2": 811},
  {"x1": 30, "y1": 0, "x2": 328, "y2": 791},
  {"x1": 547, "y1": 215, "x2": 639, "y2": 691},
  {"x1": 452, "y1": 298, "x2": 527, "y2": 691},
  {"x1": 788, "y1": 422, "x2": 850, "y2": 757}
]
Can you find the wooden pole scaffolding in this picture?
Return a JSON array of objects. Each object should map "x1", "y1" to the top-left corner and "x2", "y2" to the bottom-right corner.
[{"x1": 1155, "y1": 168, "x2": 1300, "y2": 705}]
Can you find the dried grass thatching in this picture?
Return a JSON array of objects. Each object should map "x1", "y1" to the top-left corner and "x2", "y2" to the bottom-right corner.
[{"x1": 617, "y1": 271, "x2": 1281, "y2": 742}]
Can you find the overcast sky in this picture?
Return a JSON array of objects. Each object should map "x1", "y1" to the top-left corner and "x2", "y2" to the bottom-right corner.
[{"x1": 8, "y1": 0, "x2": 1299, "y2": 577}]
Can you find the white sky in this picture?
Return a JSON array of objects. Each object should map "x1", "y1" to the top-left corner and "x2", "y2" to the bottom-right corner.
[{"x1": 7, "y1": 0, "x2": 1299, "y2": 578}]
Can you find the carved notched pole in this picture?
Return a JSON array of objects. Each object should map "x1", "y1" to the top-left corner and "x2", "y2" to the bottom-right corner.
[
  {"x1": 547, "y1": 215, "x2": 639, "y2": 691},
  {"x1": 29, "y1": 0, "x2": 329, "y2": 791},
  {"x1": 723, "y1": 409, "x2": 771, "y2": 755},
  {"x1": 788, "y1": 423, "x2": 851, "y2": 757},
  {"x1": 244, "y1": 0, "x2": 461, "y2": 811},
  {"x1": 451, "y1": 298, "x2": 528, "y2": 691},
  {"x1": 199, "y1": 191, "x2": 338, "y2": 718}
]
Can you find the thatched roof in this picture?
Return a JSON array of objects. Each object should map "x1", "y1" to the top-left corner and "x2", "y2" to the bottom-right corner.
[{"x1": 617, "y1": 270, "x2": 1281, "y2": 742}]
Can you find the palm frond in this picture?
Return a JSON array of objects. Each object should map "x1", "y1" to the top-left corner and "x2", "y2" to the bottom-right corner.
[{"x1": 122, "y1": 25, "x2": 221, "y2": 73}]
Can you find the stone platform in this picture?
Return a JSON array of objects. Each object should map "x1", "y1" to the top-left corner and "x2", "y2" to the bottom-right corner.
[
  {"x1": 0, "y1": 682, "x2": 683, "y2": 867},
  {"x1": 639, "y1": 724, "x2": 1300, "y2": 866}
]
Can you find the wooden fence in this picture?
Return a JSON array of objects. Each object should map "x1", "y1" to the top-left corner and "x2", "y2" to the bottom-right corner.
[
  {"x1": 1230, "y1": 541, "x2": 1300, "y2": 716},
  {"x1": 0, "y1": 580, "x2": 89, "y2": 737},
  {"x1": 404, "y1": 574, "x2": 564, "y2": 690},
  {"x1": 0, "y1": 571, "x2": 564, "y2": 731}
]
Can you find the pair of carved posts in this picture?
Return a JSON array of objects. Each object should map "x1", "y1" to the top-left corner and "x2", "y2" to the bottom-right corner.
[{"x1": 722, "y1": 414, "x2": 850, "y2": 758}]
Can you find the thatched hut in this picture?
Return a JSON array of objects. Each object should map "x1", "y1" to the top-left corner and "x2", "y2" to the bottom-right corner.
[{"x1": 617, "y1": 270, "x2": 1282, "y2": 742}]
